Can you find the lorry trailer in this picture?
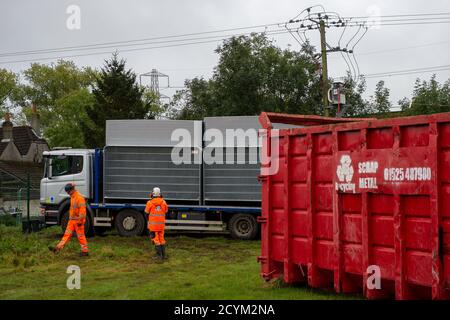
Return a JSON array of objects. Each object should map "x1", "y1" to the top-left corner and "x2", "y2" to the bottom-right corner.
[{"x1": 40, "y1": 116, "x2": 265, "y2": 239}]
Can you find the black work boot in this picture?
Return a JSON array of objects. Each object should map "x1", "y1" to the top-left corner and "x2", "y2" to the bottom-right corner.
[
  {"x1": 48, "y1": 245, "x2": 59, "y2": 254},
  {"x1": 80, "y1": 252, "x2": 89, "y2": 257},
  {"x1": 152, "y1": 245, "x2": 161, "y2": 260},
  {"x1": 160, "y1": 245, "x2": 167, "y2": 260}
]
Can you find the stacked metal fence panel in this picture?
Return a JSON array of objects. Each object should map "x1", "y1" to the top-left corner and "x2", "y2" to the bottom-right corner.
[
  {"x1": 258, "y1": 111, "x2": 450, "y2": 300},
  {"x1": 104, "y1": 117, "x2": 305, "y2": 204},
  {"x1": 203, "y1": 147, "x2": 261, "y2": 202},
  {"x1": 203, "y1": 116, "x2": 261, "y2": 203},
  {"x1": 104, "y1": 146, "x2": 201, "y2": 201},
  {"x1": 104, "y1": 120, "x2": 202, "y2": 202}
]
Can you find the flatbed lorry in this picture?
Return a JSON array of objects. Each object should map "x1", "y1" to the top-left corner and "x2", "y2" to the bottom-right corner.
[{"x1": 40, "y1": 117, "x2": 263, "y2": 240}]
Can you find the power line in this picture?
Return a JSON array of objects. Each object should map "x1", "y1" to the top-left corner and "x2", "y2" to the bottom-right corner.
[
  {"x1": 1, "y1": 12, "x2": 449, "y2": 59},
  {"x1": 342, "y1": 16, "x2": 450, "y2": 23},
  {"x1": 0, "y1": 22, "x2": 285, "y2": 58},
  {"x1": 288, "y1": 13, "x2": 450, "y2": 26},
  {"x1": 0, "y1": 27, "x2": 287, "y2": 58},
  {"x1": 155, "y1": 39, "x2": 450, "y2": 72},
  {"x1": 364, "y1": 68, "x2": 450, "y2": 78},
  {"x1": 0, "y1": 29, "x2": 292, "y2": 65},
  {"x1": 344, "y1": 20, "x2": 450, "y2": 27},
  {"x1": 328, "y1": 40, "x2": 450, "y2": 59},
  {"x1": 362, "y1": 64, "x2": 450, "y2": 78},
  {"x1": 1, "y1": 10, "x2": 449, "y2": 70},
  {"x1": 341, "y1": 12, "x2": 450, "y2": 19},
  {"x1": 365, "y1": 64, "x2": 450, "y2": 75},
  {"x1": 358, "y1": 40, "x2": 450, "y2": 56}
]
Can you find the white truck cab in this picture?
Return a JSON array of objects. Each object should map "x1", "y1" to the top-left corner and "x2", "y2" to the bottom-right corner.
[{"x1": 40, "y1": 149, "x2": 94, "y2": 224}]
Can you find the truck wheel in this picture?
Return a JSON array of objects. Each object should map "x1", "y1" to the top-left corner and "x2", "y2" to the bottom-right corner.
[
  {"x1": 60, "y1": 210, "x2": 69, "y2": 233},
  {"x1": 115, "y1": 209, "x2": 145, "y2": 237},
  {"x1": 60, "y1": 211, "x2": 92, "y2": 237},
  {"x1": 229, "y1": 214, "x2": 258, "y2": 240}
]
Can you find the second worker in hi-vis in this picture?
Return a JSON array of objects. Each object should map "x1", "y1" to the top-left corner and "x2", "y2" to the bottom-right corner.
[{"x1": 145, "y1": 187, "x2": 169, "y2": 261}]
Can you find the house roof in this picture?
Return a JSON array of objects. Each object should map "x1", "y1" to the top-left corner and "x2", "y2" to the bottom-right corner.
[
  {"x1": 0, "y1": 142, "x2": 9, "y2": 155},
  {"x1": 0, "y1": 125, "x2": 48, "y2": 156}
]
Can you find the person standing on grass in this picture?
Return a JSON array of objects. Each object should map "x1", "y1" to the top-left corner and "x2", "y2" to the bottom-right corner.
[
  {"x1": 48, "y1": 183, "x2": 89, "y2": 256},
  {"x1": 145, "y1": 187, "x2": 168, "y2": 261}
]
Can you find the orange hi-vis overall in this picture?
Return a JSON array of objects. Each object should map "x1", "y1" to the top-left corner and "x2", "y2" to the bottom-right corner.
[
  {"x1": 145, "y1": 197, "x2": 168, "y2": 245},
  {"x1": 56, "y1": 190, "x2": 88, "y2": 253}
]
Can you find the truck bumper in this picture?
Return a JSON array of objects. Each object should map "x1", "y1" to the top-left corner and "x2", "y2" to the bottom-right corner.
[{"x1": 41, "y1": 206, "x2": 58, "y2": 225}]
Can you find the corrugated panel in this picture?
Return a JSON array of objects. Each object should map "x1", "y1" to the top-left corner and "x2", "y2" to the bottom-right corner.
[
  {"x1": 203, "y1": 147, "x2": 260, "y2": 202},
  {"x1": 104, "y1": 117, "x2": 305, "y2": 204},
  {"x1": 203, "y1": 116, "x2": 261, "y2": 202},
  {"x1": 104, "y1": 146, "x2": 200, "y2": 202},
  {"x1": 106, "y1": 120, "x2": 202, "y2": 147}
]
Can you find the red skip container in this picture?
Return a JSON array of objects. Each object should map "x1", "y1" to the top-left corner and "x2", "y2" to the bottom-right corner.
[{"x1": 258, "y1": 111, "x2": 450, "y2": 300}]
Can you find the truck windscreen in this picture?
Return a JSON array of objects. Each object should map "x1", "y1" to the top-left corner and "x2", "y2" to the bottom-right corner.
[{"x1": 44, "y1": 155, "x2": 84, "y2": 177}]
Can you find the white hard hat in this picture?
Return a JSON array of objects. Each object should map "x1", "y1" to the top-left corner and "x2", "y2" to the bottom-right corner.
[{"x1": 152, "y1": 187, "x2": 161, "y2": 197}]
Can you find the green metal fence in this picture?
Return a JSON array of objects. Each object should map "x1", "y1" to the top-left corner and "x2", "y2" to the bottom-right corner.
[
  {"x1": 15, "y1": 187, "x2": 40, "y2": 225},
  {"x1": 0, "y1": 174, "x2": 44, "y2": 232}
]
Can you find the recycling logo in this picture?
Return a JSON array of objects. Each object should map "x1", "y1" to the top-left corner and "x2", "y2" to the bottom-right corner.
[{"x1": 337, "y1": 155, "x2": 354, "y2": 183}]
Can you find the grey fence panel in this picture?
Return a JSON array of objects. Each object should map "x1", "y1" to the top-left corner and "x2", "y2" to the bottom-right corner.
[
  {"x1": 104, "y1": 146, "x2": 201, "y2": 202},
  {"x1": 203, "y1": 146, "x2": 261, "y2": 202},
  {"x1": 203, "y1": 116, "x2": 262, "y2": 202},
  {"x1": 104, "y1": 117, "x2": 300, "y2": 204},
  {"x1": 106, "y1": 119, "x2": 202, "y2": 147}
]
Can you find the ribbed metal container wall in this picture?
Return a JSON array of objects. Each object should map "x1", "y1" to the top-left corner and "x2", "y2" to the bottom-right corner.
[
  {"x1": 104, "y1": 120, "x2": 202, "y2": 202},
  {"x1": 203, "y1": 116, "x2": 261, "y2": 203},
  {"x1": 104, "y1": 146, "x2": 200, "y2": 201},
  {"x1": 258, "y1": 112, "x2": 450, "y2": 300}
]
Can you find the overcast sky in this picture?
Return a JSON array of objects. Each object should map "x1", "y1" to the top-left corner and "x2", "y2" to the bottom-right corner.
[{"x1": 1, "y1": 0, "x2": 449, "y2": 108}]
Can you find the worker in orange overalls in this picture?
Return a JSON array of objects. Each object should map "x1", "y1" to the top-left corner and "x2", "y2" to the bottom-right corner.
[
  {"x1": 48, "y1": 183, "x2": 89, "y2": 256},
  {"x1": 145, "y1": 187, "x2": 168, "y2": 260}
]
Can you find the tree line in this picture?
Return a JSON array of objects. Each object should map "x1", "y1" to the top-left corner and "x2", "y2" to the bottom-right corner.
[{"x1": 0, "y1": 34, "x2": 448, "y2": 149}]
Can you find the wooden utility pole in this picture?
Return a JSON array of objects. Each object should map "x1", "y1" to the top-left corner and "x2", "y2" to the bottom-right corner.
[{"x1": 319, "y1": 20, "x2": 329, "y2": 117}]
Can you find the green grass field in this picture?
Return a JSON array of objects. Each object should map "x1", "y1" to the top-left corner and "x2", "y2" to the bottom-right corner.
[{"x1": 0, "y1": 225, "x2": 360, "y2": 300}]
